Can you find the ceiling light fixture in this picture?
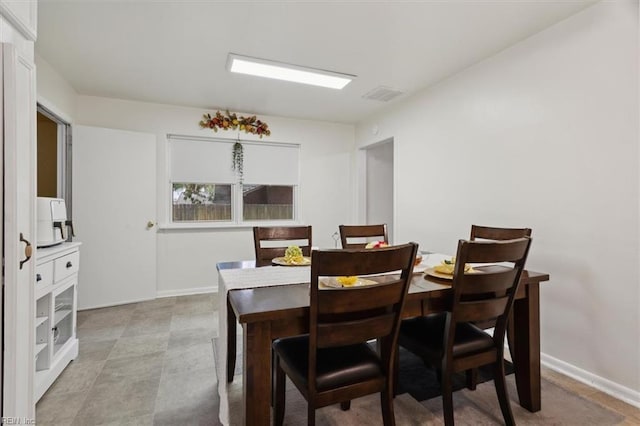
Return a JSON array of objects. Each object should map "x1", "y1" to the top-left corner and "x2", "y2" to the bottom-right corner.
[{"x1": 227, "y1": 53, "x2": 355, "y2": 90}]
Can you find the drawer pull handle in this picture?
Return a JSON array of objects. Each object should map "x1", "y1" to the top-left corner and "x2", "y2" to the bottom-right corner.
[
  {"x1": 66, "y1": 261, "x2": 73, "y2": 269},
  {"x1": 36, "y1": 273, "x2": 42, "y2": 282}
]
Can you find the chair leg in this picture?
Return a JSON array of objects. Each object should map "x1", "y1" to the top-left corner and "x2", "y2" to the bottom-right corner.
[
  {"x1": 506, "y1": 313, "x2": 515, "y2": 362},
  {"x1": 271, "y1": 347, "x2": 276, "y2": 407},
  {"x1": 493, "y1": 360, "x2": 515, "y2": 426},
  {"x1": 380, "y1": 388, "x2": 396, "y2": 426},
  {"x1": 274, "y1": 355, "x2": 286, "y2": 426},
  {"x1": 465, "y1": 368, "x2": 478, "y2": 390},
  {"x1": 340, "y1": 401, "x2": 351, "y2": 411},
  {"x1": 441, "y1": 372, "x2": 454, "y2": 426},
  {"x1": 307, "y1": 403, "x2": 316, "y2": 426},
  {"x1": 392, "y1": 346, "x2": 400, "y2": 396}
]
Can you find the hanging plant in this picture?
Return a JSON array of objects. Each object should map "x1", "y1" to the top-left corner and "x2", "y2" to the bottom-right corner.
[
  {"x1": 232, "y1": 140, "x2": 244, "y2": 182},
  {"x1": 199, "y1": 110, "x2": 271, "y2": 182}
]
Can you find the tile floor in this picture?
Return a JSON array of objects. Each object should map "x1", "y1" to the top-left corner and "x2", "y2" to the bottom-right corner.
[
  {"x1": 36, "y1": 294, "x2": 220, "y2": 425},
  {"x1": 35, "y1": 293, "x2": 640, "y2": 425}
]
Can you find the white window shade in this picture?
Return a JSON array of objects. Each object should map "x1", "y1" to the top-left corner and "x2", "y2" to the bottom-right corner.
[
  {"x1": 242, "y1": 142, "x2": 299, "y2": 185},
  {"x1": 168, "y1": 136, "x2": 299, "y2": 185},
  {"x1": 169, "y1": 137, "x2": 236, "y2": 183}
]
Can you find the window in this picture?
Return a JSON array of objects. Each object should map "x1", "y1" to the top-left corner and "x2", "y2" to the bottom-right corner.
[
  {"x1": 243, "y1": 185, "x2": 294, "y2": 221},
  {"x1": 172, "y1": 183, "x2": 232, "y2": 222},
  {"x1": 167, "y1": 135, "x2": 300, "y2": 226}
]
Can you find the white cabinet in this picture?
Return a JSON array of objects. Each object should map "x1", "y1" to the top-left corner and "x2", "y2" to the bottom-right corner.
[{"x1": 34, "y1": 242, "x2": 81, "y2": 402}]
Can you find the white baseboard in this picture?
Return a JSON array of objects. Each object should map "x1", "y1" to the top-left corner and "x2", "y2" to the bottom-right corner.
[
  {"x1": 541, "y1": 352, "x2": 640, "y2": 409},
  {"x1": 78, "y1": 287, "x2": 219, "y2": 310},
  {"x1": 156, "y1": 286, "x2": 218, "y2": 298},
  {"x1": 78, "y1": 297, "x2": 156, "y2": 310}
]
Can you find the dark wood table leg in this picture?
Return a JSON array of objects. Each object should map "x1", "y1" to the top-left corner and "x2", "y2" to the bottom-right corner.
[
  {"x1": 510, "y1": 282, "x2": 541, "y2": 412},
  {"x1": 227, "y1": 298, "x2": 237, "y2": 382},
  {"x1": 243, "y1": 321, "x2": 272, "y2": 426}
]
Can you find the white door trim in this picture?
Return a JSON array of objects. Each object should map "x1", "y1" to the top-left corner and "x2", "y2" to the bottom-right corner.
[{"x1": 358, "y1": 138, "x2": 395, "y2": 242}]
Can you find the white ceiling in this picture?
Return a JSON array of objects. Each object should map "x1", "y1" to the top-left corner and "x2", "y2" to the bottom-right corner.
[{"x1": 36, "y1": 0, "x2": 597, "y2": 124}]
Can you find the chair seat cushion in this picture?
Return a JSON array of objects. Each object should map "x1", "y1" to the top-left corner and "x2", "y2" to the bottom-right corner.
[
  {"x1": 399, "y1": 313, "x2": 494, "y2": 362},
  {"x1": 273, "y1": 335, "x2": 384, "y2": 391}
]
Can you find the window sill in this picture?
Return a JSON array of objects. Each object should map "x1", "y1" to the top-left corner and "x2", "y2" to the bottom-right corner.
[{"x1": 157, "y1": 220, "x2": 303, "y2": 231}]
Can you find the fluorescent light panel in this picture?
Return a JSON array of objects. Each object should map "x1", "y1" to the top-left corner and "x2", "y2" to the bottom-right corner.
[{"x1": 227, "y1": 54, "x2": 354, "y2": 90}]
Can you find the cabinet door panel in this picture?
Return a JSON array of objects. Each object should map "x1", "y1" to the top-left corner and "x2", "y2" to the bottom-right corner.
[{"x1": 2, "y1": 41, "x2": 36, "y2": 418}]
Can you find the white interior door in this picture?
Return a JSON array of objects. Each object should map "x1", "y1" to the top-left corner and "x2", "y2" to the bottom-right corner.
[
  {"x1": 2, "y1": 42, "x2": 36, "y2": 419},
  {"x1": 365, "y1": 140, "x2": 394, "y2": 242},
  {"x1": 73, "y1": 125, "x2": 157, "y2": 309}
]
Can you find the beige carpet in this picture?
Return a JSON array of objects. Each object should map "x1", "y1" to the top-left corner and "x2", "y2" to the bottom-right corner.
[{"x1": 214, "y1": 338, "x2": 624, "y2": 425}]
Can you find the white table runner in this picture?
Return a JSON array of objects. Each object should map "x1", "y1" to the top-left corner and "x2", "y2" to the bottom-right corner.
[{"x1": 217, "y1": 265, "x2": 311, "y2": 425}]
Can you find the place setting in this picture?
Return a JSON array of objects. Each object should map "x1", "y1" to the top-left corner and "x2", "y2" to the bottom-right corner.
[{"x1": 269, "y1": 244, "x2": 311, "y2": 266}]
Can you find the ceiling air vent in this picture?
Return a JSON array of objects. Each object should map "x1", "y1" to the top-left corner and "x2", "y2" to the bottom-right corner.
[{"x1": 362, "y1": 86, "x2": 404, "y2": 102}]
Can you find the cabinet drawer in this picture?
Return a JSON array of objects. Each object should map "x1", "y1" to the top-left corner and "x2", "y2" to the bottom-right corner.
[
  {"x1": 53, "y1": 251, "x2": 80, "y2": 282},
  {"x1": 36, "y1": 262, "x2": 54, "y2": 288}
]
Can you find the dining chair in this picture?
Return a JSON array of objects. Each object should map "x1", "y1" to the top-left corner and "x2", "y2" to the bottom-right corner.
[
  {"x1": 470, "y1": 225, "x2": 532, "y2": 241},
  {"x1": 253, "y1": 226, "x2": 312, "y2": 267},
  {"x1": 398, "y1": 237, "x2": 532, "y2": 426},
  {"x1": 272, "y1": 242, "x2": 419, "y2": 426},
  {"x1": 339, "y1": 223, "x2": 388, "y2": 248},
  {"x1": 468, "y1": 224, "x2": 532, "y2": 388}
]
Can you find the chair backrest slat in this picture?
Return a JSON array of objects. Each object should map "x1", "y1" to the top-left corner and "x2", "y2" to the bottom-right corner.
[
  {"x1": 257, "y1": 226, "x2": 311, "y2": 240},
  {"x1": 455, "y1": 297, "x2": 510, "y2": 323},
  {"x1": 339, "y1": 224, "x2": 388, "y2": 249},
  {"x1": 253, "y1": 226, "x2": 312, "y2": 267},
  {"x1": 460, "y1": 268, "x2": 518, "y2": 295},
  {"x1": 470, "y1": 225, "x2": 532, "y2": 241},
  {"x1": 317, "y1": 280, "x2": 403, "y2": 315},
  {"x1": 317, "y1": 313, "x2": 395, "y2": 348},
  {"x1": 311, "y1": 247, "x2": 404, "y2": 276},
  {"x1": 464, "y1": 239, "x2": 530, "y2": 264}
]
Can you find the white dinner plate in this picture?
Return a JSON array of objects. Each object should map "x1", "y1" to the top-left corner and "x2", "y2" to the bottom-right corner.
[
  {"x1": 320, "y1": 277, "x2": 378, "y2": 288},
  {"x1": 424, "y1": 266, "x2": 478, "y2": 280},
  {"x1": 413, "y1": 262, "x2": 428, "y2": 274},
  {"x1": 272, "y1": 256, "x2": 311, "y2": 266},
  {"x1": 424, "y1": 267, "x2": 454, "y2": 280}
]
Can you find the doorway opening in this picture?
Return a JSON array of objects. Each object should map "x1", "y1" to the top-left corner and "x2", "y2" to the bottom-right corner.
[{"x1": 362, "y1": 138, "x2": 394, "y2": 242}]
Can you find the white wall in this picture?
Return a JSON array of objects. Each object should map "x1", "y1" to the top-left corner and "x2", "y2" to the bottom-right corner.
[
  {"x1": 356, "y1": 0, "x2": 639, "y2": 398},
  {"x1": 34, "y1": 53, "x2": 77, "y2": 121},
  {"x1": 73, "y1": 96, "x2": 355, "y2": 295}
]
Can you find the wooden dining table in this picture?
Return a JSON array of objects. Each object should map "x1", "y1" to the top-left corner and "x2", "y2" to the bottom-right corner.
[{"x1": 219, "y1": 260, "x2": 549, "y2": 426}]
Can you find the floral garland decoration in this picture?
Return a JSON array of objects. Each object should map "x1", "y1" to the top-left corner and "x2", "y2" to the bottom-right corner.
[
  {"x1": 199, "y1": 111, "x2": 271, "y2": 182},
  {"x1": 199, "y1": 110, "x2": 271, "y2": 137}
]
